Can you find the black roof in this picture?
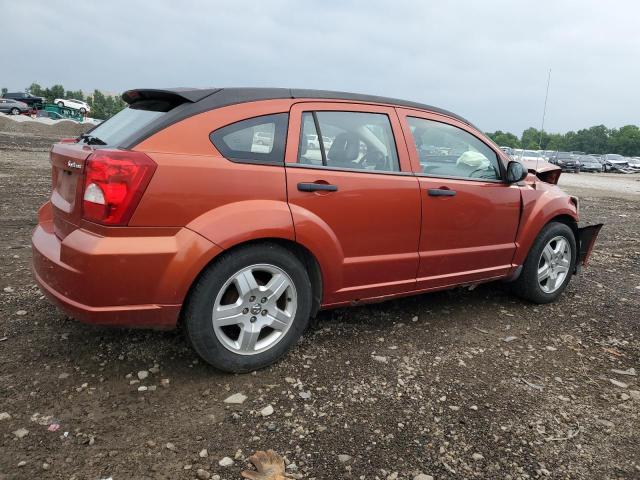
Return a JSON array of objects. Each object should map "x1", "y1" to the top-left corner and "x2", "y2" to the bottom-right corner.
[
  {"x1": 119, "y1": 87, "x2": 475, "y2": 149},
  {"x1": 123, "y1": 87, "x2": 473, "y2": 124}
]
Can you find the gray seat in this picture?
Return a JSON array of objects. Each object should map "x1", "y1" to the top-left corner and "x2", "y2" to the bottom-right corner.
[{"x1": 326, "y1": 132, "x2": 359, "y2": 168}]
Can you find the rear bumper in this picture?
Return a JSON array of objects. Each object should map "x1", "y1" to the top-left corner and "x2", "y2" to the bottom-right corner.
[
  {"x1": 32, "y1": 203, "x2": 221, "y2": 329},
  {"x1": 33, "y1": 267, "x2": 181, "y2": 329}
]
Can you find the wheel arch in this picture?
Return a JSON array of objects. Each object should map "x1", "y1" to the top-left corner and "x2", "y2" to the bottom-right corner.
[
  {"x1": 549, "y1": 213, "x2": 579, "y2": 239},
  {"x1": 513, "y1": 208, "x2": 578, "y2": 267},
  {"x1": 178, "y1": 237, "x2": 323, "y2": 327}
]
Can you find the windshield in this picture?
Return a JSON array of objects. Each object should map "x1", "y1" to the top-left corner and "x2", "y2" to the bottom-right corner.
[
  {"x1": 523, "y1": 150, "x2": 541, "y2": 157},
  {"x1": 83, "y1": 105, "x2": 165, "y2": 146}
]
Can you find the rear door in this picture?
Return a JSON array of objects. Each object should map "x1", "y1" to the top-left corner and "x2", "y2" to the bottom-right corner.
[
  {"x1": 285, "y1": 102, "x2": 421, "y2": 305},
  {"x1": 397, "y1": 108, "x2": 521, "y2": 289}
]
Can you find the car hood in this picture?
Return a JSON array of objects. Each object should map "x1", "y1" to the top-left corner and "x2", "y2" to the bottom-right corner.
[{"x1": 520, "y1": 159, "x2": 562, "y2": 184}]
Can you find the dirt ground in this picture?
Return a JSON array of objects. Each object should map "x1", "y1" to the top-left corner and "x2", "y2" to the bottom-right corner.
[{"x1": 1, "y1": 124, "x2": 639, "y2": 480}]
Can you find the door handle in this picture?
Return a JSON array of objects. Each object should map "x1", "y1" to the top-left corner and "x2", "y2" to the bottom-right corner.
[
  {"x1": 297, "y1": 182, "x2": 338, "y2": 192},
  {"x1": 427, "y1": 188, "x2": 456, "y2": 197}
]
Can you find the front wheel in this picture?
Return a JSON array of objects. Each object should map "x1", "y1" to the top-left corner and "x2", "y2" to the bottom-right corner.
[
  {"x1": 57, "y1": 101, "x2": 64, "y2": 108},
  {"x1": 183, "y1": 243, "x2": 312, "y2": 373},
  {"x1": 512, "y1": 222, "x2": 576, "y2": 304},
  {"x1": 10, "y1": 108, "x2": 20, "y2": 115}
]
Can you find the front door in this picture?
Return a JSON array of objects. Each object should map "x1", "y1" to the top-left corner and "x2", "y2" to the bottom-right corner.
[
  {"x1": 397, "y1": 109, "x2": 522, "y2": 289},
  {"x1": 285, "y1": 102, "x2": 421, "y2": 305}
]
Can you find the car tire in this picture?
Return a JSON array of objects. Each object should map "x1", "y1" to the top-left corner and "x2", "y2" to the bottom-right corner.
[
  {"x1": 183, "y1": 242, "x2": 313, "y2": 373},
  {"x1": 512, "y1": 222, "x2": 576, "y2": 304},
  {"x1": 10, "y1": 108, "x2": 20, "y2": 115},
  {"x1": 57, "y1": 101, "x2": 64, "y2": 108},
  {"x1": 80, "y1": 108, "x2": 86, "y2": 114}
]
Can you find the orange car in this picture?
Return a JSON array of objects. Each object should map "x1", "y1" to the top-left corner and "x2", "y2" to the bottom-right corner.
[{"x1": 32, "y1": 88, "x2": 602, "y2": 372}]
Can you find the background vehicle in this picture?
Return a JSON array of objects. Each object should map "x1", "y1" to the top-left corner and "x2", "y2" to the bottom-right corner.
[
  {"x1": 31, "y1": 88, "x2": 601, "y2": 373},
  {"x1": 625, "y1": 157, "x2": 640, "y2": 172},
  {"x1": 519, "y1": 150, "x2": 544, "y2": 162},
  {"x1": 601, "y1": 153, "x2": 630, "y2": 172},
  {"x1": 577, "y1": 155, "x2": 604, "y2": 172},
  {"x1": 549, "y1": 151, "x2": 580, "y2": 172},
  {"x1": 2, "y1": 91, "x2": 44, "y2": 107},
  {"x1": 253, "y1": 131, "x2": 273, "y2": 146},
  {"x1": 499, "y1": 146, "x2": 514, "y2": 156},
  {"x1": 0, "y1": 98, "x2": 30, "y2": 115},
  {"x1": 54, "y1": 98, "x2": 90, "y2": 114},
  {"x1": 306, "y1": 134, "x2": 334, "y2": 150},
  {"x1": 35, "y1": 110, "x2": 65, "y2": 120}
]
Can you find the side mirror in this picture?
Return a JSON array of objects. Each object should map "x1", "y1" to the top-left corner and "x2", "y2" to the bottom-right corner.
[{"x1": 506, "y1": 160, "x2": 528, "y2": 183}]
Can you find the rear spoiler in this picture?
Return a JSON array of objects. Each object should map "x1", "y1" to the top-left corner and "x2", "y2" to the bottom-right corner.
[{"x1": 122, "y1": 88, "x2": 221, "y2": 106}]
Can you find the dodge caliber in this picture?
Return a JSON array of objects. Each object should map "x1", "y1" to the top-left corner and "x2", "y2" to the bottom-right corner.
[{"x1": 32, "y1": 88, "x2": 603, "y2": 372}]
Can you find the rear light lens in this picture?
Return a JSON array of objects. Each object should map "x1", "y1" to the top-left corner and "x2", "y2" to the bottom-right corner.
[{"x1": 82, "y1": 150, "x2": 156, "y2": 226}]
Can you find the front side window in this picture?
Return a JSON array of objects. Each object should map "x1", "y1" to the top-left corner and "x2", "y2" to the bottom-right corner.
[
  {"x1": 298, "y1": 111, "x2": 399, "y2": 172},
  {"x1": 407, "y1": 117, "x2": 502, "y2": 180},
  {"x1": 210, "y1": 113, "x2": 288, "y2": 164}
]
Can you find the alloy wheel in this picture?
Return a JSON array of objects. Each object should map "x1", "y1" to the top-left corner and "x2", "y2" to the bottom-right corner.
[
  {"x1": 212, "y1": 263, "x2": 297, "y2": 355},
  {"x1": 537, "y1": 235, "x2": 571, "y2": 293}
]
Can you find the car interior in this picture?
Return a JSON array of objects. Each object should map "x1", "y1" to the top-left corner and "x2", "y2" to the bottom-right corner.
[
  {"x1": 409, "y1": 119, "x2": 501, "y2": 180},
  {"x1": 298, "y1": 111, "x2": 400, "y2": 172}
]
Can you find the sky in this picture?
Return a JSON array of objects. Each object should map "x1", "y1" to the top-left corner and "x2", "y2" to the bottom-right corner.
[{"x1": 3, "y1": 0, "x2": 639, "y2": 134}]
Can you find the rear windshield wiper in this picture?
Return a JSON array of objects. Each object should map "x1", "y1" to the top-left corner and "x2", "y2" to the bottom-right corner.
[{"x1": 79, "y1": 133, "x2": 107, "y2": 145}]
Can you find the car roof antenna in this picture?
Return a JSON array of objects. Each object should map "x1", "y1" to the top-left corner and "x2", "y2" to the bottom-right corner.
[{"x1": 537, "y1": 68, "x2": 552, "y2": 174}]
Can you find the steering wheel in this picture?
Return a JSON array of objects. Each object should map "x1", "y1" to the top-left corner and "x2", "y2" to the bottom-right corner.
[{"x1": 468, "y1": 165, "x2": 499, "y2": 179}]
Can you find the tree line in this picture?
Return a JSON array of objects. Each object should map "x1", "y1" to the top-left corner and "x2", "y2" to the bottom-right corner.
[
  {"x1": 1, "y1": 83, "x2": 127, "y2": 120},
  {"x1": 486, "y1": 125, "x2": 640, "y2": 157}
]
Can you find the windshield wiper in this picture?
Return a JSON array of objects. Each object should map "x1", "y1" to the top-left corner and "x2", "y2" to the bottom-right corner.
[{"x1": 79, "y1": 133, "x2": 107, "y2": 145}]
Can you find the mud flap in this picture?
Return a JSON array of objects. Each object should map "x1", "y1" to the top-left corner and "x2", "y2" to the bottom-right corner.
[{"x1": 575, "y1": 223, "x2": 604, "y2": 273}]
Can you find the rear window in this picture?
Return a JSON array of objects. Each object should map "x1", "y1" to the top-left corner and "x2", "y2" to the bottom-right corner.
[
  {"x1": 210, "y1": 113, "x2": 288, "y2": 164},
  {"x1": 83, "y1": 101, "x2": 170, "y2": 146}
]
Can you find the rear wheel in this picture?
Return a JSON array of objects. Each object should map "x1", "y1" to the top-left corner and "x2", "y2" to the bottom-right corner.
[
  {"x1": 10, "y1": 108, "x2": 19, "y2": 115},
  {"x1": 80, "y1": 108, "x2": 87, "y2": 114},
  {"x1": 57, "y1": 101, "x2": 64, "y2": 108},
  {"x1": 183, "y1": 243, "x2": 312, "y2": 373},
  {"x1": 512, "y1": 222, "x2": 576, "y2": 304}
]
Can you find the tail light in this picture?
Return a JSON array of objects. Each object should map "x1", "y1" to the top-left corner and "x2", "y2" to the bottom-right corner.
[{"x1": 82, "y1": 150, "x2": 156, "y2": 226}]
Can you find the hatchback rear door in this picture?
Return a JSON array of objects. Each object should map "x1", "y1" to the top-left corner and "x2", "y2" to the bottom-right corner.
[{"x1": 285, "y1": 102, "x2": 421, "y2": 306}]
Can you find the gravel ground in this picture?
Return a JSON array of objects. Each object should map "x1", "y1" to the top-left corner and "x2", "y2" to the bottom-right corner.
[
  {"x1": 558, "y1": 172, "x2": 640, "y2": 198},
  {"x1": 1, "y1": 128, "x2": 639, "y2": 480}
]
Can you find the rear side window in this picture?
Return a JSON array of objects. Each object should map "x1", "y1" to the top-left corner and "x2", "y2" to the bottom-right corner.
[{"x1": 210, "y1": 113, "x2": 288, "y2": 165}]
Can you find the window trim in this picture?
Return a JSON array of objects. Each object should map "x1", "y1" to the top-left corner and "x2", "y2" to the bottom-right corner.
[
  {"x1": 209, "y1": 112, "x2": 289, "y2": 165},
  {"x1": 286, "y1": 162, "x2": 414, "y2": 177},
  {"x1": 296, "y1": 109, "x2": 402, "y2": 174},
  {"x1": 311, "y1": 112, "x2": 328, "y2": 166}
]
